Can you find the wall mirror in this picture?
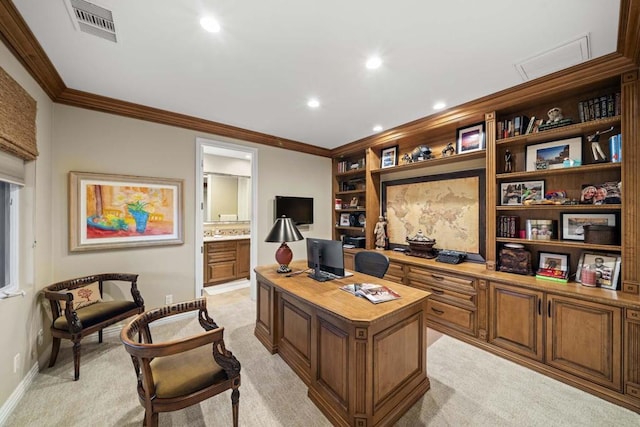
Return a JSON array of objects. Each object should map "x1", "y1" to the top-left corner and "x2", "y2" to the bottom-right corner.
[{"x1": 203, "y1": 173, "x2": 251, "y2": 222}]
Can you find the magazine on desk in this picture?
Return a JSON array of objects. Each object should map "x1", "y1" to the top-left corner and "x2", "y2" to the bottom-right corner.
[{"x1": 340, "y1": 283, "x2": 401, "y2": 303}]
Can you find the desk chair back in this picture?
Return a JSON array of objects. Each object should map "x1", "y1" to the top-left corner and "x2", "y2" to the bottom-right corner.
[{"x1": 354, "y1": 251, "x2": 390, "y2": 278}]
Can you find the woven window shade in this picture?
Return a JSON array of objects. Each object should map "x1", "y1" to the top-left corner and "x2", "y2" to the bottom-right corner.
[{"x1": 0, "y1": 66, "x2": 37, "y2": 160}]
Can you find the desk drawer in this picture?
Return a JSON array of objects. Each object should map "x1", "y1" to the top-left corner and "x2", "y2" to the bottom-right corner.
[
  {"x1": 411, "y1": 281, "x2": 476, "y2": 309},
  {"x1": 406, "y1": 265, "x2": 476, "y2": 293},
  {"x1": 427, "y1": 299, "x2": 476, "y2": 337}
]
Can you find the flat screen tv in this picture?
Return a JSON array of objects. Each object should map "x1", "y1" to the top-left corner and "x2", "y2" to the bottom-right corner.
[{"x1": 274, "y1": 196, "x2": 314, "y2": 225}]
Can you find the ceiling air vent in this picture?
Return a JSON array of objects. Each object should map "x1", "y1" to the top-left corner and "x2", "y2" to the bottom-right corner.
[
  {"x1": 515, "y1": 34, "x2": 591, "y2": 81},
  {"x1": 65, "y1": 0, "x2": 117, "y2": 42}
]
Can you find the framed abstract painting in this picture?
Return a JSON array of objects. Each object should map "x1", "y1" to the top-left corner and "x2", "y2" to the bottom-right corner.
[{"x1": 69, "y1": 171, "x2": 184, "y2": 251}]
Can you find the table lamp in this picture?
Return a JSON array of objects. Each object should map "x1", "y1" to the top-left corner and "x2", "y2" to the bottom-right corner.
[{"x1": 265, "y1": 216, "x2": 304, "y2": 273}]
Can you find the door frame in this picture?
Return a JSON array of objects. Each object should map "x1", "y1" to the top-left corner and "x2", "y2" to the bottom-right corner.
[{"x1": 195, "y1": 137, "x2": 258, "y2": 298}]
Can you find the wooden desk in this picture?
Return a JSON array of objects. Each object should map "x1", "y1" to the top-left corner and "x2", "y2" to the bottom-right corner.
[{"x1": 254, "y1": 261, "x2": 431, "y2": 427}]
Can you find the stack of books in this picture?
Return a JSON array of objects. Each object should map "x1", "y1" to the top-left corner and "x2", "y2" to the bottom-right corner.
[{"x1": 535, "y1": 268, "x2": 569, "y2": 283}]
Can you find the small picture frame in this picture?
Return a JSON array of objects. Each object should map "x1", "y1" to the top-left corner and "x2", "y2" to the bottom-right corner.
[
  {"x1": 576, "y1": 252, "x2": 621, "y2": 289},
  {"x1": 538, "y1": 252, "x2": 569, "y2": 271},
  {"x1": 500, "y1": 180, "x2": 545, "y2": 206},
  {"x1": 456, "y1": 122, "x2": 485, "y2": 154},
  {"x1": 381, "y1": 145, "x2": 399, "y2": 168},
  {"x1": 349, "y1": 196, "x2": 359, "y2": 207},
  {"x1": 526, "y1": 137, "x2": 582, "y2": 172},
  {"x1": 560, "y1": 213, "x2": 616, "y2": 241},
  {"x1": 339, "y1": 213, "x2": 351, "y2": 226}
]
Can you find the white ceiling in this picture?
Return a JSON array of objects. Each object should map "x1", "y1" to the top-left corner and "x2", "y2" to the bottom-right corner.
[{"x1": 13, "y1": 0, "x2": 620, "y2": 150}]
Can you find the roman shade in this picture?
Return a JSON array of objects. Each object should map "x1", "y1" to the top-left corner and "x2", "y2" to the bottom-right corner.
[{"x1": 0, "y1": 65, "x2": 37, "y2": 161}]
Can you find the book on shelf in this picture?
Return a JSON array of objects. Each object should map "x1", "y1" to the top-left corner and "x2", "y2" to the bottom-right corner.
[
  {"x1": 536, "y1": 268, "x2": 569, "y2": 283},
  {"x1": 341, "y1": 283, "x2": 401, "y2": 303},
  {"x1": 497, "y1": 215, "x2": 520, "y2": 238},
  {"x1": 578, "y1": 92, "x2": 620, "y2": 122}
]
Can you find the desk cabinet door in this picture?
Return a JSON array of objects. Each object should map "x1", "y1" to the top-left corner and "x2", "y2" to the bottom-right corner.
[
  {"x1": 488, "y1": 282, "x2": 544, "y2": 362},
  {"x1": 546, "y1": 295, "x2": 622, "y2": 391}
]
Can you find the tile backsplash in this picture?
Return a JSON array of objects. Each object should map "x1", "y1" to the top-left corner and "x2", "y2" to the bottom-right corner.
[{"x1": 204, "y1": 223, "x2": 250, "y2": 237}]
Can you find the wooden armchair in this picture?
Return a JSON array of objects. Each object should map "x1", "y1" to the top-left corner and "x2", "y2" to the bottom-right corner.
[
  {"x1": 121, "y1": 298, "x2": 241, "y2": 427},
  {"x1": 43, "y1": 273, "x2": 144, "y2": 380}
]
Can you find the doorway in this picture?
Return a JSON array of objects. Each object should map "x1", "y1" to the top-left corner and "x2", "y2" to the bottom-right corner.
[{"x1": 195, "y1": 137, "x2": 258, "y2": 299}]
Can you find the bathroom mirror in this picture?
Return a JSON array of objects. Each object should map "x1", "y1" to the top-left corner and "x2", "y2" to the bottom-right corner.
[{"x1": 203, "y1": 173, "x2": 251, "y2": 222}]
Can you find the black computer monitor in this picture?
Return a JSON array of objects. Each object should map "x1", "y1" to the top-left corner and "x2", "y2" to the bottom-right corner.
[{"x1": 306, "y1": 237, "x2": 345, "y2": 281}]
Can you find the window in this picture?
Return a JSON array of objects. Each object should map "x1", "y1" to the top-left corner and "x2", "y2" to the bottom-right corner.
[{"x1": 0, "y1": 180, "x2": 18, "y2": 293}]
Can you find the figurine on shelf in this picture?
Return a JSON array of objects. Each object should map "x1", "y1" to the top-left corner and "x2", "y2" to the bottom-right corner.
[
  {"x1": 442, "y1": 142, "x2": 455, "y2": 157},
  {"x1": 546, "y1": 107, "x2": 564, "y2": 124},
  {"x1": 374, "y1": 216, "x2": 387, "y2": 250},
  {"x1": 402, "y1": 145, "x2": 433, "y2": 163},
  {"x1": 587, "y1": 126, "x2": 614, "y2": 162},
  {"x1": 504, "y1": 149, "x2": 513, "y2": 173}
]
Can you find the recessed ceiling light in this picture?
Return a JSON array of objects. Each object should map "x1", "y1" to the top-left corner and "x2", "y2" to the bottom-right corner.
[
  {"x1": 365, "y1": 56, "x2": 382, "y2": 70},
  {"x1": 433, "y1": 102, "x2": 446, "y2": 110},
  {"x1": 373, "y1": 125, "x2": 383, "y2": 132},
  {"x1": 200, "y1": 16, "x2": 221, "y2": 33},
  {"x1": 307, "y1": 98, "x2": 320, "y2": 108}
]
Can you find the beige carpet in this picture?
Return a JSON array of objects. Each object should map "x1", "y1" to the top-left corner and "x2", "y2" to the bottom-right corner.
[{"x1": 6, "y1": 288, "x2": 639, "y2": 426}]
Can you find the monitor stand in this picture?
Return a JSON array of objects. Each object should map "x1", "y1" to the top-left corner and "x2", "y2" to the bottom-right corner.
[{"x1": 308, "y1": 241, "x2": 331, "y2": 282}]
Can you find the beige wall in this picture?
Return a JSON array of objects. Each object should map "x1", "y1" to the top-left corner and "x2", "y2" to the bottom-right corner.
[
  {"x1": 51, "y1": 104, "x2": 333, "y2": 307},
  {"x1": 0, "y1": 50, "x2": 332, "y2": 412},
  {"x1": 0, "y1": 43, "x2": 54, "y2": 406}
]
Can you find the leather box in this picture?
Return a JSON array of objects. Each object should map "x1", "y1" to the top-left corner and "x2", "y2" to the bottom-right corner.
[{"x1": 498, "y1": 247, "x2": 533, "y2": 275}]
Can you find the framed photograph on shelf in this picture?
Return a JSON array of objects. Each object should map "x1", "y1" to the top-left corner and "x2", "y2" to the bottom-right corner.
[
  {"x1": 526, "y1": 137, "x2": 582, "y2": 171},
  {"x1": 538, "y1": 252, "x2": 569, "y2": 271},
  {"x1": 500, "y1": 180, "x2": 545, "y2": 205},
  {"x1": 380, "y1": 145, "x2": 399, "y2": 168},
  {"x1": 349, "y1": 196, "x2": 359, "y2": 207},
  {"x1": 576, "y1": 252, "x2": 621, "y2": 290},
  {"x1": 561, "y1": 213, "x2": 616, "y2": 241},
  {"x1": 339, "y1": 213, "x2": 351, "y2": 226},
  {"x1": 456, "y1": 122, "x2": 485, "y2": 154}
]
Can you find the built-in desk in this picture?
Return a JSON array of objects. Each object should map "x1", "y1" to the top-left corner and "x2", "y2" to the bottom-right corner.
[{"x1": 254, "y1": 261, "x2": 431, "y2": 427}]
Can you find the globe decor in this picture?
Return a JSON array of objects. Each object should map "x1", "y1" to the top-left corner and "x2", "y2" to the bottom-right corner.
[{"x1": 69, "y1": 171, "x2": 184, "y2": 251}]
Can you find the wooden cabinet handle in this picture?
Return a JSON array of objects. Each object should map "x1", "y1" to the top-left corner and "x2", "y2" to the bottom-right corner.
[
  {"x1": 431, "y1": 307, "x2": 444, "y2": 315},
  {"x1": 431, "y1": 288, "x2": 444, "y2": 295},
  {"x1": 431, "y1": 274, "x2": 445, "y2": 281}
]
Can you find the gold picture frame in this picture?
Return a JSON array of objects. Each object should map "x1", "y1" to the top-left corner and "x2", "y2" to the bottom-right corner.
[{"x1": 69, "y1": 171, "x2": 184, "y2": 251}]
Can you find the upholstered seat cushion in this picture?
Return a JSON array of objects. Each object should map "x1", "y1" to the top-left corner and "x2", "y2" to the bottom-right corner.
[
  {"x1": 53, "y1": 300, "x2": 139, "y2": 330},
  {"x1": 150, "y1": 344, "x2": 227, "y2": 398}
]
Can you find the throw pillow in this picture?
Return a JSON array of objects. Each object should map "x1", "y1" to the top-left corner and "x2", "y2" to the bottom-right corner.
[{"x1": 60, "y1": 282, "x2": 102, "y2": 311}]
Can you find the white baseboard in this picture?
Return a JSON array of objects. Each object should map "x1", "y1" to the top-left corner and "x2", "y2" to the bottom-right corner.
[
  {"x1": 202, "y1": 279, "x2": 250, "y2": 296},
  {"x1": 0, "y1": 362, "x2": 39, "y2": 426}
]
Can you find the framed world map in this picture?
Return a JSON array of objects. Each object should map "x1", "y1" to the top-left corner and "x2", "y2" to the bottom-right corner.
[{"x1": 382, "y1": 169, "x2": 486, "y2": 262}]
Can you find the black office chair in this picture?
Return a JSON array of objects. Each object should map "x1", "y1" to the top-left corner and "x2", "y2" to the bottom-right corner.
[{"x1": 354, "y1": 251, "x2": 390, "y2": 278}]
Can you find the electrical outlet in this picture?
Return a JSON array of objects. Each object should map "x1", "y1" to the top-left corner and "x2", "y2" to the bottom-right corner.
[
  {"x1": 165, "y1": 294, "x2": 173, "y2": 304},
  {"x1": 13, "y1": 353, "x2": 20, "y2": 373}
]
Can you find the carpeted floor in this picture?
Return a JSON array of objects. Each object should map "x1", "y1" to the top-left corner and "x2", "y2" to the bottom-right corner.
[{"x1": 6, "y1": 288, "x2": 639, "y2": 426}]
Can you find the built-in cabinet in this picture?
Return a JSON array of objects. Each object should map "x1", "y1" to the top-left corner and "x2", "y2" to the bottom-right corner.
[
  {"x1": 333, "y1": 64, "x2": 640, "y2": 412},
  {"x1": 204, "y1": 239, "x2": 250, "y2": 286}
]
